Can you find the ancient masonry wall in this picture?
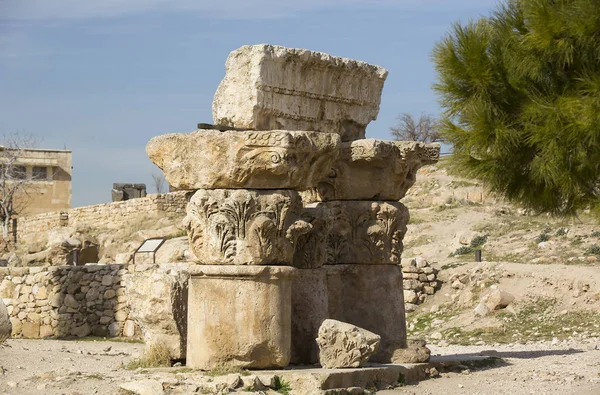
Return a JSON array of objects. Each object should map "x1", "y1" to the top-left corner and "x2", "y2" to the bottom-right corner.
[
  {"x1": 0, "y1": 264, "x2": 138, "y2": 339},
  {"x1": 402, "y1": 258, "x2": 441, "y2": 312},
  {"x1": 15, "y1": 191, "x2": 190, "y2": 239}
]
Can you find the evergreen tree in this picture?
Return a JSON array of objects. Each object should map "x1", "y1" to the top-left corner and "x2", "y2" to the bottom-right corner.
[{"x1": 432, "y1": 0, "x2": 600, "y2": 216}]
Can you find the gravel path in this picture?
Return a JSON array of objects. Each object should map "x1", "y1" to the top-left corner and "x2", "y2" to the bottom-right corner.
[
  {"x1": 384, "y1": 340, "x2": 600, "y2": 395},
  {"x1": 1, "y1": 338, "x2": 599, "y2": 394}
]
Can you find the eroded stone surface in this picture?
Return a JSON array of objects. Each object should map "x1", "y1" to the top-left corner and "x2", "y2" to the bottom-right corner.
[
  {"x1": 186, "y1": 265, "x2": 295, "y2": 369},
  {"x1": 291, "y1": 268, "x2": 329, "y2": 365},
  {"x1": 213, "y1": 44, "x2": 388, "y2": 142},
  {"x1": 316, "y1": 319, "x2": 380, "y2": 369},
  {"x1": 391, "y1": 339, "x2": 431, "y2": 363},
  {"x1": 324, "y1": 201, "x2": 409, "y2": 265},
  {"x1": 302, "y1": 140, "x2": 441, "y2": 202},
  {"x1": 124, "y1": 267, "x2": 189, "y2": 359},
  {"x1": 184, "y1": 189, "x2": 311, "y2": 265},
  {"x1": 146, "y1": 130, "x2": 340, "y2": 190},
  {"x1": 394, "y1": 141, "x2": 441, "y2": 199},
  {"x1": 0, "y1": 299, "x2": 11, "y2": 339},
  {"x1": 292, "y1": 204, "x2": 332, "y2": 269},
  {"x1": 326, "y1": 264, "x2": 407, "y2": 362}
]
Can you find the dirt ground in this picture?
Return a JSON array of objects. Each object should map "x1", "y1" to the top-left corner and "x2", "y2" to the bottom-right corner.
[
  {"x1": 1, "y1": 338, "x2": 599, "y2": 394},
  {"x1": 0, "y1": 338, "x2": 144, "y2": 395},
  {"x1": 384, "y1": 341, "x2": 600, "y2": 395}
]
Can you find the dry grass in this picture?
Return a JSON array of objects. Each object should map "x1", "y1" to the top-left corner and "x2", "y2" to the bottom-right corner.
[
  {"x1": 124, "y1": 342, "x2": 171, "y2": 370},
  {"x1": 0, "y1": 333, "x2": 8, "y2": 347}
]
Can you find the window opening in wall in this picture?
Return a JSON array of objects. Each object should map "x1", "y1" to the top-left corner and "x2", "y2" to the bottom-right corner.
[
  {"x1": 11, "y1": 165, "x2": 27, "y2": 180},
  {"x1": 32, "y1": 166, "x2": 47, "y2": 180}
]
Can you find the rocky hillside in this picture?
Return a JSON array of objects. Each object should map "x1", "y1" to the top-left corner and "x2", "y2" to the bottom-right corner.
[{"x1": 403, "y1": 158, "x2": 600, "y2": 346}]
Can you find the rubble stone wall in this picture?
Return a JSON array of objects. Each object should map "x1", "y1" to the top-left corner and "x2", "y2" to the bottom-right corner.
[
  {"x1": 15, "y1": 191, "x2": 190, "y2": 239},
  {"x1": 0, "y1": 264, "x2": 137, "y2": 339},
  {"x1": 402, "y1": 257, "x2": 442, "y2": 312}
]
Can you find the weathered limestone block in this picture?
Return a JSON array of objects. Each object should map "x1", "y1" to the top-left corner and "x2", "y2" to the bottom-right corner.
[
  {"x1": 394, "y1": 141, "x2": 441, "y2": 198},
  {"x1": 316, "y1": 319, "x2": 380, "y2": 369},
  {"x1": 303, "y1": 140, "x2": 441, "y2": 202},
  {"x1": 146, "y1": 130, "x2": 340, "y2": 190},
  {"x1": 186, "y1": 265, "x2": 295, "y2": 369},
  {"x1": 291, "y1": 268, "x2": 329, "y2": 365},
  {"x1": 0, "y1": 299, "x2": 11, "y2": 339},
  {"x1": 212, "y1": 44, "x2": 388, "y2": 142},
  {"x1": 124, "y1": 267, "x2": 189, "y2": 359},
  {"x1": 324, "y1": 201, "x2": 409, "y2": 265},
  {"x1": 391, "y1": 339, "x2": 431, "y2": 363},
  {"x1": 184, "y1": 189, "x2": 311, "y2": 265},
  {"x1": 325, "y1": 264, "x2": 407, "y2": 362}
]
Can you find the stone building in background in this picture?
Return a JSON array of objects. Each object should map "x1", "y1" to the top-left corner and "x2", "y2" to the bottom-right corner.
[{"x1": 13, "y1": 148, "x2": 72, "y2": 216}]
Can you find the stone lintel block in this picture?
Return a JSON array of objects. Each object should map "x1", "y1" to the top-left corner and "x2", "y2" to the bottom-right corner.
[
  {"x1": 325, "y1": 264, "x2": 407, "y2": 363},
  {"x1": 303, "y1": 140, "x2": 441, "y2": 202},
  {"x1": 324, "y1": 200, "x2": 409, "y2": 265},
  {"x1": 146, "y1": 130, "x2": 340, "y2": 190},
  {"x1": 186, "y1": 265, "x2": 296, "y2": 370},
  {"x1": 184, "y1": 189, "x2": 311, "y2": 265},
  {"x1": 212, "y1": 44, "x2": 388, "y2": 142}
]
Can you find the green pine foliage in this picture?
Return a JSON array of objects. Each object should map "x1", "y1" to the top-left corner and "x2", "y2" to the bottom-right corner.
[{"x1": 432, "y1": 0, "x2": 600, "y2": 216}]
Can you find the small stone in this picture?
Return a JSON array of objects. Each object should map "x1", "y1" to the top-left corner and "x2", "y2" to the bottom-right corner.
[
  {"x1": 119, "y1": 379, "x2": 164, "y2": 395},
  {"x1": 121, "y1": 320, "x2": 136, "y2": 337},
  {"x1": 429, "y1": 367, "x2": 440, "y2": 378},
  {"x1": 430, "y1": 332, "x2": 443, "y2": 340},
  {"x1": 473, "y1": 302, "x2": 490, "y2": 317},
  {"x1": 483, "y1": 289, "x2": 514, "y2": 311}
]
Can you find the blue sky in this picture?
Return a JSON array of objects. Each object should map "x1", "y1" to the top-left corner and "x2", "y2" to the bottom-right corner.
[{"x1": 0, "y1": 0, "x2": 497, "y2": 207}]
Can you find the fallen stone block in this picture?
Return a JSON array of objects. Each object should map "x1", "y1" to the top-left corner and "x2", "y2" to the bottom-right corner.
[
  {"x1": 316, "y1": 319, "x2": 380, "y2": 369},
  {"x1": 483, "y1": 288, "x2": 515, "y2": 311}
]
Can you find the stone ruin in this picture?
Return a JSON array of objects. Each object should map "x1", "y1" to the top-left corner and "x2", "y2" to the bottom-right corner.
[
  {"x1": 111, "y1": 183, "x2": 147, "y2": 202},
  {"x1": 146, "y1": 44, "x2": 440, "y2": 370}
]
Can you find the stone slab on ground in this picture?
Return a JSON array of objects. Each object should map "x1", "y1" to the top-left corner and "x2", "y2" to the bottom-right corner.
[{"x1": 258, "y1": 358, "x2": 466, "y2": 393}]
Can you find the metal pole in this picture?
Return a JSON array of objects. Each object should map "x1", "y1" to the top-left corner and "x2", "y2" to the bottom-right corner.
[
  {"x1": 12, "y1": 218, "x2": 17, "y2": 244},
  {"x1": 475, "y1": 249, "x2": 482, "y2": 262}
]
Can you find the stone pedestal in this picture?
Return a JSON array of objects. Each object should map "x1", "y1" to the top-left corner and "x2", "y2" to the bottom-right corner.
[
  {"x1": 186, "y1": 265, "x2": 296, "y2": 369},
  {"x1": 291, "y1": 268, "x2": 329, "y2": 365},
  {"x1": 325, "y1": 264, "x2": 407, "y2": 363}
]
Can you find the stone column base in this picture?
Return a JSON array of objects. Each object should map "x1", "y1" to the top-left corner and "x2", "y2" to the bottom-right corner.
[{"x1": 186, "y1": 265, "x2": 296, "y2": 370}]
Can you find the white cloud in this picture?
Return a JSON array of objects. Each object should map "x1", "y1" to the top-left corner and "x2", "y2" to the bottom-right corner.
[{"x1": 0, "y1": 0, "x2": 496, "y2": 20}]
